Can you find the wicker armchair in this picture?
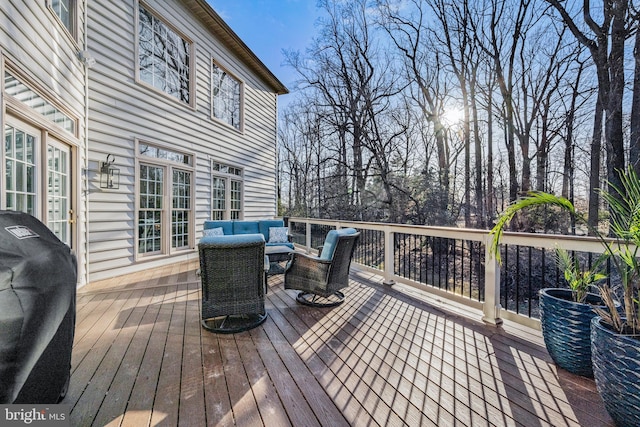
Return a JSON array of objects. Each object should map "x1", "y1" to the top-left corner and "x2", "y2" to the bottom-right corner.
[
  {"x1": 198, "y1": 234, "x2": 267, "y2": 333},
  {"x1": 284, "y1": 228, "x2": 360, "y2": 307}
]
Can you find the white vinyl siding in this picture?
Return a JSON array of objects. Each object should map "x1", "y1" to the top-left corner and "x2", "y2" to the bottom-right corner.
[
  {"x1": 86, "y1": 0, "x2": 279, "y2": 281},
  {"x1": 1, "y1": 1, "x2": 87, "y2": 283}
]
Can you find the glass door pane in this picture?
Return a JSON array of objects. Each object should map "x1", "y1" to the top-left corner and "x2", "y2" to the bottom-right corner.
[
  {"x1": 47, "y1": 139, "x2": 72, "y2": 246},
  {"x1": 139, "y1": 164, "x2": 164, "y2": 254},
  {"x1": 4, "y1": 122, "x2": 38, "y2": 216}
]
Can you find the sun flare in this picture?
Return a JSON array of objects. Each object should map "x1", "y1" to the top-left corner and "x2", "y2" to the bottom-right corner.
[{"x1": 441, "y1": 107, "x2": 464, "y2": 126}]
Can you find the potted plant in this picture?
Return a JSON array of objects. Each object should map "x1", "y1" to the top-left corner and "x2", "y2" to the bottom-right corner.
[
  {"x1": 490, "y1": 198, "x2": 608, "y2": 377},
  {"x1": 588, "y1": 169, "x2": 640, "y2": 427},
  {"x1": 491, "y1": 167, "x2": 640, "y2": 426},
  {"x1": 539, "y1": 248, "x2": 608, "y2": 377}
]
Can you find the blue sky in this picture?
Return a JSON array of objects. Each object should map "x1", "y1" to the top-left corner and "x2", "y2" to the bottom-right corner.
[{"x1": 208, "y1": 0, "x2": 320, "y2": 98}]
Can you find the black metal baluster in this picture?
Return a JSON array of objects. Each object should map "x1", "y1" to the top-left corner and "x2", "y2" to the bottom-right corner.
[
  {"x1": 516, "y1": 246, "x2": 521, "y2": 314},
  {"x1": 528, "y1": 247, "x2": 533, "y2": 318}
]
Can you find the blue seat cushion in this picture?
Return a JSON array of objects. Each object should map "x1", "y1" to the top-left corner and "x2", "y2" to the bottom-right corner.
[
  {"x1": 204, "y1": 220, "x2": 233, "y2": 235},
  {"x1": 266, "y1": 241, "x2": 294, "y2": 249},
  {"x1": 233, "y1": 221, "x2": 260, "y2": 235},
  {"x1": 319, "y1": 228, "x2": 358, "y2": 260}
]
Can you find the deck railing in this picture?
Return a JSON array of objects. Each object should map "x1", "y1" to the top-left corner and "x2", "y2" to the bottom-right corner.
[{"x1": 286, "y1": 217, "x2": 609, "y2": 329}]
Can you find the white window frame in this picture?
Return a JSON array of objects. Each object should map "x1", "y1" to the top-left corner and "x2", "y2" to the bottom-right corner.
[
  {"x1": 136, "y1": 140, "x2": 195, "y2": 259},
  {"x1": 48, "y1": 0, "x2": 78, "y2": 42},
  {"x1": 136, "y1": 1, "x2": 195, "y2": 107},
  {"x1": 211, "y1": 61, "x2": 244, "y2": 132},
  {"x1": 211, "y1": 160, "x2": 244, "y2": 220},
  {"x1": 2, "y1": 64, "x2": 81, "y2": 250}
]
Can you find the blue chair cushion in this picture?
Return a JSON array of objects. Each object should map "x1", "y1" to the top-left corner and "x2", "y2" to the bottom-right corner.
[
  {"x1": 199, "y1": 233, "x2": 265, "y2": 247},
  {"x1": 319, "y1": 228, "x2": 358, "y2": 260},
  {"x1": 233, "y1": 221, "x2": 260, "y2": 235},
  {"x1": 204, "y1": 220, "x2": 233, "y2": 235}
]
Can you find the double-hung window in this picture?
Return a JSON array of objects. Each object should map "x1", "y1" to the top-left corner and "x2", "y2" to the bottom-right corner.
[
  {"x1": 50, "y1": 0, "x2": 75, "y2": 38},
  {"x1": 138, "y1": 142, "x2": 194, "y2": 257},
  {"x1": 211, "y1": 161, "x2": 243, "y2": 220},
  {"x1": 212, "y1": 63, "x2": 243, "y2": 130},
  {"x1": 138, "y1": 3, "x2": 192, "y2": 104}
]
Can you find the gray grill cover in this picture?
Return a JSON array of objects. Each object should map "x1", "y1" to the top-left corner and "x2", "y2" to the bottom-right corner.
[{"x1": 0, "y1": 211, "x2": 76, "y2": 403}]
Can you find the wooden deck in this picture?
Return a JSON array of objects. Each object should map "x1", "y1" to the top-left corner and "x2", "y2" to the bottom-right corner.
[{"x1": 68, "y1": 260, "x2": 613, "y2": 426}]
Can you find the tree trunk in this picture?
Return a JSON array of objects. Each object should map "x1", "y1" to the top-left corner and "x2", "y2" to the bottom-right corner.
[
  {"x1": 588, "y1": 101, "x2": 604, "y2": 232},
  {"x1": 630, "y1": 27, "x2": 640, "y2": 173}
]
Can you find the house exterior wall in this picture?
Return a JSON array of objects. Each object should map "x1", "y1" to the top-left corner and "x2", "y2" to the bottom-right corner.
[
  {"x1": 0, "y1": 1, "x2": 89, "y2": 285},
  {"x1": 86, "y1": 0, "x2": 283, "y2": 281}
]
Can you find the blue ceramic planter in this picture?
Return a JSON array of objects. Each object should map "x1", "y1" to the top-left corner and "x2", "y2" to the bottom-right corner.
[
  {"x1": 539, "y1": 288, "x2": 605, "y2": 377},
  {"x1": 591, "y1": 316, "x2": 640, "y2": 427}
]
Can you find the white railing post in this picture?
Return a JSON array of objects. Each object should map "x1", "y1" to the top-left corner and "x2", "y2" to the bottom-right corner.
[
  {"x1": 482, "y1": 236, "x2": 503, "y2": 325},
  {"x1": 383, "y1": 225, "x2": 395, "y2": 285},
  {"x1": 305, "y1": 221, "x2": 312, "y2": 252}
]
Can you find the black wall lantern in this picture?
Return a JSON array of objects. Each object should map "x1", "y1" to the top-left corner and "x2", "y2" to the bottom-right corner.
[{"x1": 100, "y1": 154, "x2": 120, "y2": 189}]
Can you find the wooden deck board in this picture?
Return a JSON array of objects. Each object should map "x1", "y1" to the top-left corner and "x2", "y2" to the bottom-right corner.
[{"x1": 67, "y1": 260, "x2": 614, "y2": 427}]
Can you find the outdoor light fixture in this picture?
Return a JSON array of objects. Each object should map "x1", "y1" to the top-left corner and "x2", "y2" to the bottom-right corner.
[
  {"x1": 100, "y1": 154, "x2": 120, "y2": 189},
  {"x1": 78, "y1": 50, "x2": 96, "y2": 68}
]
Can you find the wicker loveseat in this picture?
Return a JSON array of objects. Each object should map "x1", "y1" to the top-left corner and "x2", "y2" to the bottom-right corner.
[
  {"x1": 198, "y1": 234, "x2": 268, "y2": 333},
  {"x1": 284, "y1": 228, "x2": 360, "y2": 307},
  {"x1": 203, "y1": 219, "x2": 293, "y2": 249}
]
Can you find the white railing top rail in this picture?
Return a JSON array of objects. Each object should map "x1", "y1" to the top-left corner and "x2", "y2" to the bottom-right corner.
[{"x1": 287, "y1": 217, "x2": 608, "y2": 253}]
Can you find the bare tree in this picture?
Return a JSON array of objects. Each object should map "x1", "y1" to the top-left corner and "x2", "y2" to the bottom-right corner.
[
  {"x1": 546, "y1": 0, "x2": 634, "y2": 216},
  {"x1": 428, "y1": 0, "x2": 480, "y2": 227},
  {"x1": 379, "y1": 0, "x2": 456, "y2": 222},
  {"x1": 472, "y1": 0, "x2": 540, "y2": 201}
]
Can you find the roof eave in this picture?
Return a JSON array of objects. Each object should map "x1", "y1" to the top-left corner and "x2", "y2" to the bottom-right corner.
[{"x1": 184, "y1": 0, "x2": 289, "y2": 95}]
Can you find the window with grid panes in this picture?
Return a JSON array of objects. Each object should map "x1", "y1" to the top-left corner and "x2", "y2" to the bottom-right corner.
[
  {"x1": 211, "y1": 161, "x2": 243, "y2": 220},
  {"x1": 172, "y1": 169, "x2": 191, "y2": 249},
  {"x1": 138, "y1": 4, "x2": 191, "y2": 103},
  {"x1": 230, "y1": 180, "x2": 242, "y2": 219},
  {"x1": 212, "y1": 63, "x2": 242, "y2": 130},
  {"x1": 138, "y1": 164, "x2": 163, "y2": 254},
  {"x1": 211, "y1": 177, "x2": 225, "y2": 220},
  {"x1": 138, "y1": 143, "x2": 193, "y2": 256},
  {"x1": 4, "y1": 126, "x2": 37, "y2": 215}
]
